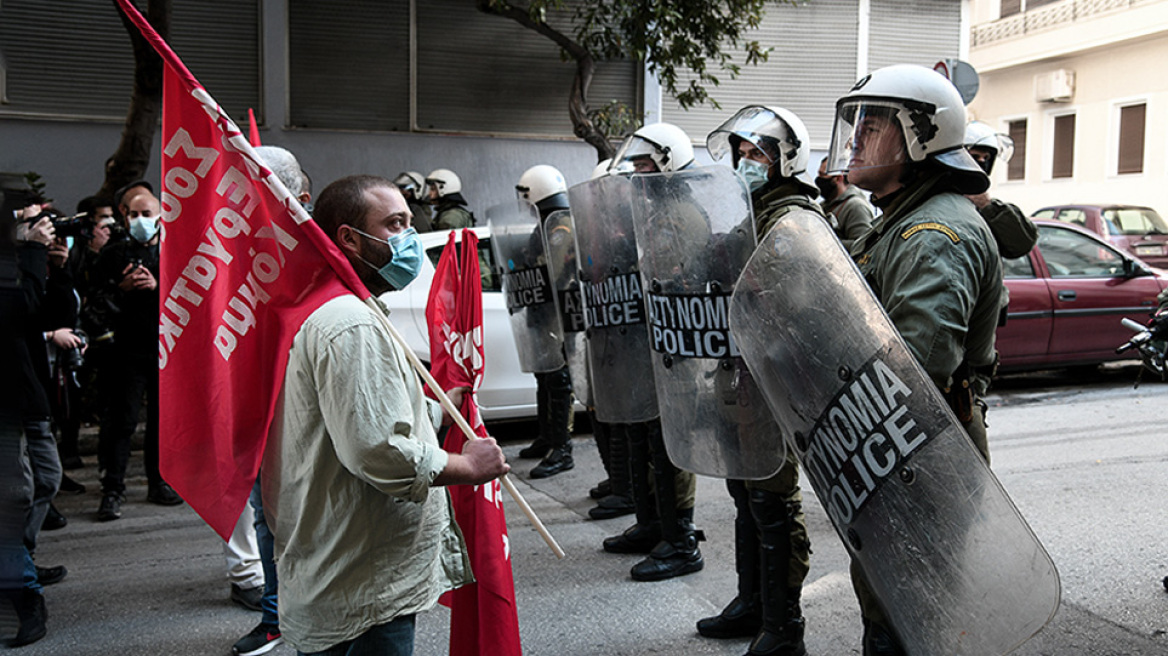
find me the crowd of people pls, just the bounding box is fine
[4,63,1037,656]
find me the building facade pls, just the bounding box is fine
[968,0,1168,215]
[1,0,964,213]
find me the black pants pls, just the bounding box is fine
[97,353,160,494]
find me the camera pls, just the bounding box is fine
[59,329,89,371]
[19,209,92,240]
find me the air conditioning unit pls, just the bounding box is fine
[1034,69,1075,103]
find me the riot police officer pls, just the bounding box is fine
[696,106,822,656]
[393,171,433,233]
[425,169,475,230]
[828,64,1003,656]
[963,121,1037,260]
[599,122,704,581]
[513,165,577,479]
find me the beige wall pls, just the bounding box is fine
[968,1,1168,215]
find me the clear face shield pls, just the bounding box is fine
[826,99,910,181]
[706,107,791,164]
[611,136,666,174]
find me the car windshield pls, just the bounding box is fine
[425,237,501,292]
[1102,207,1168,236]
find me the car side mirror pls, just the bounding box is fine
[1122,258,1152,279]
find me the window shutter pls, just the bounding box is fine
[288,0,410,131]
[1052,114,1075,179]
[660,0,861,149]
[868,0,961,71]
[1117,103,1145,175]
[1007,119,1027,181]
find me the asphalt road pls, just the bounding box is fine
[10,363,1168,655]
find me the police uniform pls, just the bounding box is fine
[698,178,820,654]
[848,170,1003,640]
[821,184,874,248]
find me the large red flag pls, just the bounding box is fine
[426,231,522,656]
[115,0,369,539]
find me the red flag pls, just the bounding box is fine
[247,108,261,146]
[427,231,522,656]
[115,0,369,539]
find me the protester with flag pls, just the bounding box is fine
[260,175,509,654]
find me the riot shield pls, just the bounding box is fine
[728,210,1059,655]
[629,167,784,479]
[567,175,658,423]
[486,200,566,374]
[543,209,592,406]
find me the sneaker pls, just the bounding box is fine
[230,583,264,612]
[35,565,67,586]
[147,482,184,506]
[232,623,283,656]
[97,493,123,521]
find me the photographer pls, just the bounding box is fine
[91,184,182,521]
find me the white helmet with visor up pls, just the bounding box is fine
[827,64,988,194]
[516,165,568,206]
[706,105,810,178]
[611,122,695,174]
[424,169,461,197]
[963,121,1015,175]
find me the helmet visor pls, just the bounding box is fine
[706,106,787,164]
[827,99,909,179]
[611,135,666,173]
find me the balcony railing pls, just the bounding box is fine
[972,0,1158,47]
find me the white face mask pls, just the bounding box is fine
[736,158,771,192]
[129,216,160,243]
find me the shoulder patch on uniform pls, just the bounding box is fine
[900,222,960,244]
[855,253,872,266]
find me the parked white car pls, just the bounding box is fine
[379,227,538,421]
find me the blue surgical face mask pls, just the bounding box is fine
[352,227,424,290]
[129,216,160,243]
[736,157,771,193]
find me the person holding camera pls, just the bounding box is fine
[91,183,182,521]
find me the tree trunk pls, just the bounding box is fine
[100,0,171,202]
[477,0,614,163]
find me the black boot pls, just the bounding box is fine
[530,445,574,478]
[745,489,805,656]
[41,503,67,531]
[630,509,704,581]
[11,588,47,647]
[698,480,761,639]
[531,368,574,478]
[602,521,661,554]
[588,479,612,500]
[518,438,549,460]
[590,420,634,518]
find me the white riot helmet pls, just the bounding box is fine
[827,64,988,194]
[516,164,569,213]
[393,171,425,196]
[425,169,461,198]
[591,158,613,180]
[611,122,695,173]
[706,105,811,178]
[964,121,1015,175]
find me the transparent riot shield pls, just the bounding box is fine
[629,167,783,479]
[567,175,658,423]
[486,200,566,374]
[543,209,591,406]
[728,210,1059,655]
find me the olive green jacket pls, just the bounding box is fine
[821,184,874,249]
[851,175,1003,392]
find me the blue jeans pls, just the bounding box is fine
[297,615,415,656]
[250,477,279,627]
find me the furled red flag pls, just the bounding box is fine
[247,108,262,146]
[426,230,522,656]
[115,0,368,539]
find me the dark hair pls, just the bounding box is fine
[77,195,114,216]
[312,174,395,240]
[113,180,154,210]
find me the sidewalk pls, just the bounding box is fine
[11,426,865,656]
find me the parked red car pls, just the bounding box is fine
[1032,204,1168,269]
[997,220,1168,372]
